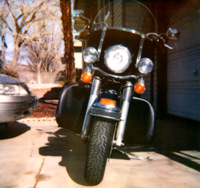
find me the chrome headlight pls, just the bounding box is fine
[104,45,132,73]
[137,58,154,75]
[82,47,98,64]
[0,84,28,96]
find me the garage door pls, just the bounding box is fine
[167,1,200,121]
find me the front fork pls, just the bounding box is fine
[81,77,101,138]
[81,77,133,147]
[115,81,133,146]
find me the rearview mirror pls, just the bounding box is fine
[166,27,179,40]
[73,9,90,24]
[73,9,91,40]
[73,9,84,19]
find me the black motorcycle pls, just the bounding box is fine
[56,0,178,185]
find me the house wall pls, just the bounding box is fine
[166,0,200,121]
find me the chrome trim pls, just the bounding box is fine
[133,97,155,140]
[115,81,133,146]
[97,27,107,59]
[33,96,38,110]
[164,43,173,50]
[136,36,145,67]
[93,26,145,37]
[92,66,139,80]
[0,95,37,123]
[82,47,98,64]
[90,106,121,121]
[84,65,93,73]
[81,77,101,138]
[90,113,120,121]
[104,45,132,73]
[137,58,154,75]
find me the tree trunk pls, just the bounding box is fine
[12,45,20,67]
[60,0,75,84]
[1,36,7,64]
[12,35,21,67]
[37,61,42,84]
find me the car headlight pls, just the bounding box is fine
[137,58,154,75]
[82,47,98,63]
[104,45,132,73]
[0,84,28,96]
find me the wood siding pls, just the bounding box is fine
[167,1,200,121]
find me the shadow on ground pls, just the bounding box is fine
[0,122,30,140]
[153,117,200,151]
[39,116,200,185]
[39,128,89,185]
[153,117,200,172]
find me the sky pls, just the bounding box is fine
[0,0,65,63]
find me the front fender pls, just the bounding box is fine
[56,83,90,133]
[90,92,121,121]
[56,84,155,144]
[124,97,155,144]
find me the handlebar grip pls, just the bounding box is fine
[164,43,173,50]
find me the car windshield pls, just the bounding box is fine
[92,0,157,34]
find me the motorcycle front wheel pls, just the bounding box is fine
[84,117,115,185]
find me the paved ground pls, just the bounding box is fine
[0,119,200,188]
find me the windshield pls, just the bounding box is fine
[92,0,157,34]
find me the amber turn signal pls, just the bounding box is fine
[81,72,92,83]
[100,98,116,107]
[134,82,146,94]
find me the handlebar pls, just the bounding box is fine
[146,32,174,50]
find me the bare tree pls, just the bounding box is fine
[60,0,75,84]
[0,1,9,63]
[24,30,62,83]
[22,1,62,84]
[1,0,51,67]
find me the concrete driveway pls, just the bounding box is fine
[0,119,199,188]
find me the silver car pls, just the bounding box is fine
[0,74,37,124]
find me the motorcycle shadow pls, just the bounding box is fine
[39,128,89,185]
[39,128,140,185]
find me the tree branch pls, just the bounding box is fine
[1,18,13,32]
[5,0,16,22]
[16,13,24,21]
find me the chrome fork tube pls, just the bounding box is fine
[81,77,101,138]
[115,81,133,146]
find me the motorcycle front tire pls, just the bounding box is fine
[84,117,115,185]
